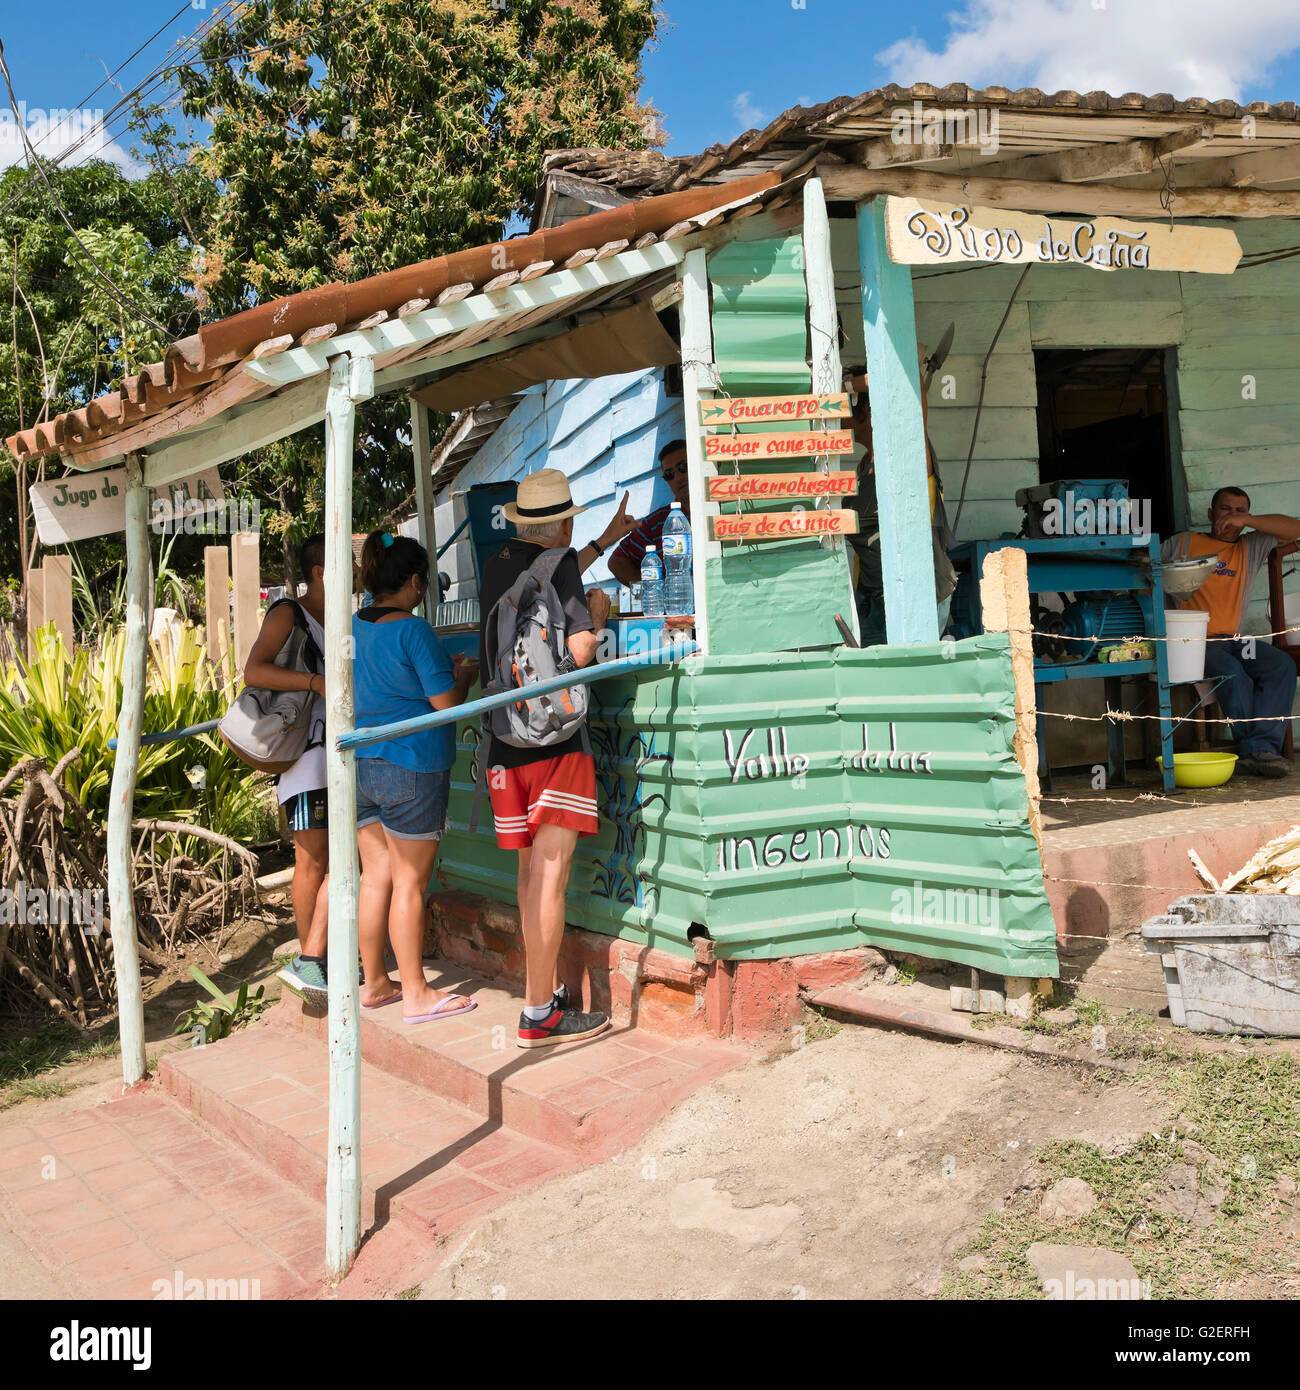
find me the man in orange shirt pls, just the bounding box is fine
[1160,486,1300,777]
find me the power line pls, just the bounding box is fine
[0,37,174,340]
[19,1,197,162]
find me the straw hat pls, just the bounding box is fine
[503,468,588,526]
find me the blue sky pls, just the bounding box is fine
[4,0,1300,173]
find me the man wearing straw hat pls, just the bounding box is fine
[478,468,637,1048]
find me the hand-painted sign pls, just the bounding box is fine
[31,467,225,545]
[884,196,1242,274]
[710,509,859,542]
[704,430,854,461]
[707,471,858,501]
[698,392,850,425]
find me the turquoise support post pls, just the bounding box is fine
[856,198,938,644]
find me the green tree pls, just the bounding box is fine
[178,0,662,578]
[0,154,207,587]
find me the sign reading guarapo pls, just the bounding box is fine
[884,196,1242,274]
[698,392,850,425]
[31,466,225,545]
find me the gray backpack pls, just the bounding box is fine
[217,600,324,774]
[469,547,591,831]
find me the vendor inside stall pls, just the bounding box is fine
[608,439,691,586]
[1161,485,1300,778]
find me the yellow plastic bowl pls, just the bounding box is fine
[1157,751,1238,788]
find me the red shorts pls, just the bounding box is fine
[488,751,599,849]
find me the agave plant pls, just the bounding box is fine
[0,622,273,854]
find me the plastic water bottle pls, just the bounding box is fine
[640,546,665,616]
[662,502,694,616]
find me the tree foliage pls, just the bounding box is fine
[177,0,662,577]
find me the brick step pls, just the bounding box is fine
[0,1086,326,1300]
[273,957,745,1158]
[160,1026,579,1243]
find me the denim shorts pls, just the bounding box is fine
[355,758,450,841]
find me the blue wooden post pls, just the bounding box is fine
[856,198,938,644]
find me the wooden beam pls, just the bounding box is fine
[323,354,366,1281]
[802,176,858,633]
[977,123,1213,184]
[857,199,938,645]
[1160,140,1300,189]
[678,248,715,655]
[848,137,955,168]
[821,161,1300,218]
[105,455,148,1088]
[410,397,438,628]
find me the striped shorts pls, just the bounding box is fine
[488,751,598,849]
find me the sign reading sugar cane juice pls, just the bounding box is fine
[884,196,1242,274]
[705,429,854,461]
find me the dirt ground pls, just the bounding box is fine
[419,1026,1168,1301]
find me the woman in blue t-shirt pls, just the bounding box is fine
[353,530,478,1023]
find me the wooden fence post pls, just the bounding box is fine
[324,353,369,1280]
[204,545,232,675]
[230,531,260,674]
[25,566,45,662]
[106,455,149,1087]
[43,554,73,653]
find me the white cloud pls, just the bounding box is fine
[876,0,1300,101]
[732,91,767,131]
[0,105,149,179]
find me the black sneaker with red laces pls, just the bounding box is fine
[517,1005,611,1049]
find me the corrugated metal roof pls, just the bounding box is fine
[8,167,802,466]
[543,81,1300,199]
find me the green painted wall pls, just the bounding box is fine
[705,231,857,654]
[439,634,1059,979]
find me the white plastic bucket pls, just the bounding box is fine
[1284,591,1300,647]
[1165,609,1210,683]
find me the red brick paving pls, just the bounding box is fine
[2,958,747,1300]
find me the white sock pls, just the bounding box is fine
[522,1001,553,1021]
[553,982,567,998]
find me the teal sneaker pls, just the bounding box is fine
[277,955,328,1008]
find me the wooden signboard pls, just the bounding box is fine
[704,429,854,462]
[708,471,858,501]
[710,509,859,542]
[31,466,225,545]
[698,392,850,425]
[884,196,1242,274]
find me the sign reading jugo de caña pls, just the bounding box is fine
[31,467,225,545]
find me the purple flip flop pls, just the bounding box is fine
[403,994,477,1025]
[362,989,403,1010]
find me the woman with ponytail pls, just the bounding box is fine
[352,529,478,1023]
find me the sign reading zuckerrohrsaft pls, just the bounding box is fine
[707,471,858,501]
[884,196,1242,274]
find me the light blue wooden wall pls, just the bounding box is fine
[435,369,686,601]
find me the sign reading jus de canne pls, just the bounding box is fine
[698,392,850,425]
[711,509,859,542]
[884,196,1242,274]
[31,466,225,545]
